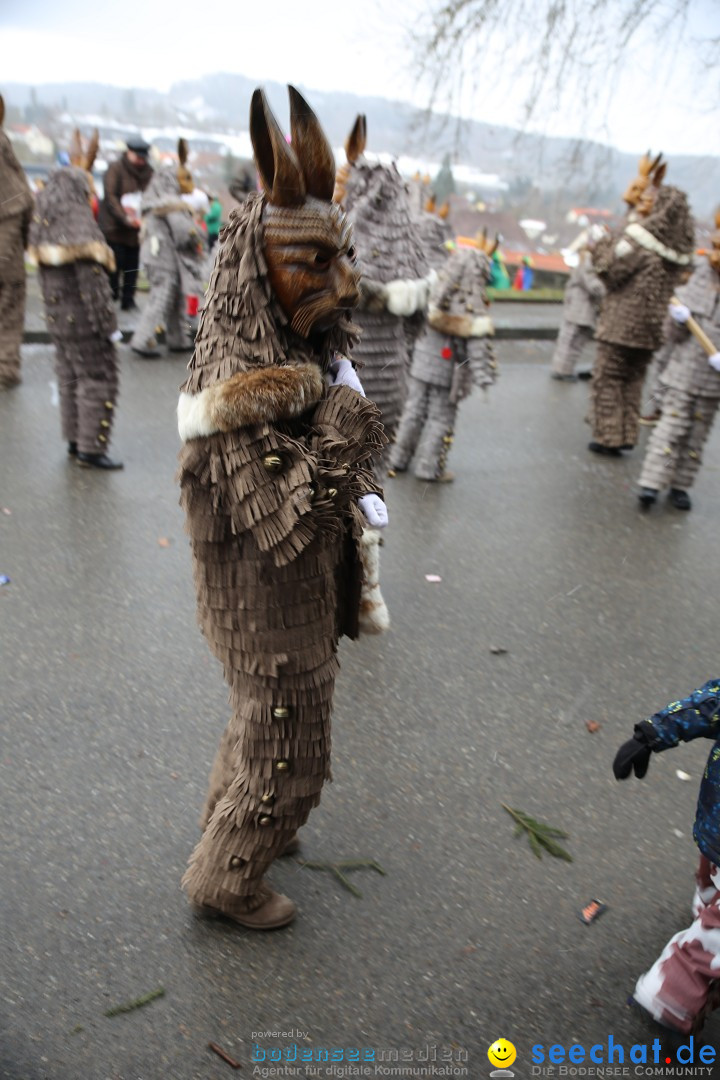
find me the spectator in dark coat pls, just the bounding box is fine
[98,138,153,310]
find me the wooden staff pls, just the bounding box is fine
[670,296,717,356]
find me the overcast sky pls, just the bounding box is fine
[2,0,719,155]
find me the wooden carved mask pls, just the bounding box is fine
[623,151,665,213]
[251,86,360,337]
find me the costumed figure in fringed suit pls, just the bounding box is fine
[178,87,389,931]
[0,94,34,390]
[389,233,498,482]
[334,115,435,463]
[29,157,122,469]
[637,219,720,512]
[550,231,606,381]
[131,140,205,358]
[614,678,720,1034]
[587,169,694,456]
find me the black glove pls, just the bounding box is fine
[613,722,656,780]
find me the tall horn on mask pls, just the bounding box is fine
[652,159,667,187]
[345,114,367,164]
[250,88,306,208]
[69,128,84,167]
[288,85,335,201]
[84,128,99,173]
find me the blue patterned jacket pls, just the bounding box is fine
[644,678,720,865]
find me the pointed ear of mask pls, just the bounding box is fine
[70,128,84,167]
[178,137,188,166]
[345,114,367,164]
[638,151,652,177]
[653,161,667,186]
[85,129,99,173]
[0,95,5,129]
[250,88,305,207]
[288,85,335,201]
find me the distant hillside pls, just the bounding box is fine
[4,74,719,216]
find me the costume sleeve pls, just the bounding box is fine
[577,261,605,301]
[74,261,118,339]
[178,382,386,568]
[641,678,720,750]
[466,336,498,390]
[592,233,649,289]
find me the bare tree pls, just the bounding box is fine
[412,0,717,133]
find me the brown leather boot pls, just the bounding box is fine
[192,888,296,930]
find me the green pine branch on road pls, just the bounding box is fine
[502,804,573,862]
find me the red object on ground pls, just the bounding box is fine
[186,295,199,317]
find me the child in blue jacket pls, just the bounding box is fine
[614,678,720,1032]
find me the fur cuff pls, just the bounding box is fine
[178,363,325,441]
[385,270,437,317]
[28,240,116,272]
[625,223,692,266]
[428,307,494,339]
[357,529,390,634]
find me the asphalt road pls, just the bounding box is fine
[2,341,720,1080]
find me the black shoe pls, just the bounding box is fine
[121,300,139,312]
[550,372,578,382]
[76,452,124,470]
[638,487,658,508]
[588,442,622,457]
[620,444,635,451]
[131,347,161,359]
[669,488,692,511]
[576,369,593,381]
[68,441,78,456]
[168,345,193,354]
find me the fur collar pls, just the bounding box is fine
[625,222,693,266]
[178,362,325,441]
[428,306,494,339]
[28,240,116,272]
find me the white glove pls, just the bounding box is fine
[669,302,691,323]
[328,356,365,396]
[358,493,388,529]
[108,329,123,343]
[708,352,720,372]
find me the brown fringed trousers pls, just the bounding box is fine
[589,341,653,449]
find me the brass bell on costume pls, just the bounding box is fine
[262,453,283,473]
[272,705,291,719]
[275,760,290,772]
[258,815,273,826]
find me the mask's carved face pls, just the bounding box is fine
[635,184,659,218]
[623,175,648,209]
[264,198,360,337]
[709,231,720,274]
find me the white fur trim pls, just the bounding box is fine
[28,240,116,272]
[385,270,437,316]
[358,529,390,634]
[614,238,634,258]
[178,390,214,441]
[625,222,692,265]
[470,315,494,337]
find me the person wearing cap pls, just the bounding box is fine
[98,138,153,310]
